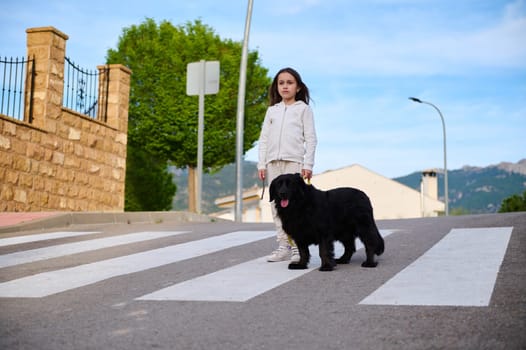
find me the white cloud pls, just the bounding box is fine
[252,0,526,77]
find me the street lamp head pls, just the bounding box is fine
[407,96,448,216]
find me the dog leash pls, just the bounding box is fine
[260,178,266,200]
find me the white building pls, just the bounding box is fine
[213,164,445,222]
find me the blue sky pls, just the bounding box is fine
[2,0,525,178]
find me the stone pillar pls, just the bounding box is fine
[25,27,68,132]
[97,64,132,133]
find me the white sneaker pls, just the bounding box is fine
[290,247,300,263]
[267,246,291,262]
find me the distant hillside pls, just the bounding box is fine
[171,159,526,215]
[394,159,526,214]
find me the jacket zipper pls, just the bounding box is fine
[277,105,287,160]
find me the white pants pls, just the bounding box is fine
[266,161,302,247]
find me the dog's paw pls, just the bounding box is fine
[361,261,378,268]
[288,262,308,270]
[319,265,334,271]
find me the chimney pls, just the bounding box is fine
[421,169,438,200]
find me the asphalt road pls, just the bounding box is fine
[0,212,525,350]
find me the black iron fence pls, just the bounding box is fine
[64,57,107,119]
[1,55,109,123]
[0,56,35,122]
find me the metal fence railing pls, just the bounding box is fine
[1,55,108,123]
[0,56,35,122]
[64,57,106,119]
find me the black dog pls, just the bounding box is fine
[270,173,385,271]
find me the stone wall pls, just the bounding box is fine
[0,27,131,212]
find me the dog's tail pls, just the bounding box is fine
[373,222,385,256]
[375,231,385,256]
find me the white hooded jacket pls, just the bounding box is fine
[257,100,317,171]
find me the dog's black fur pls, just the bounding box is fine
[270,173,385,271]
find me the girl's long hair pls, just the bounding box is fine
[269,67,310,105]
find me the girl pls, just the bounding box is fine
[257,67,318,262]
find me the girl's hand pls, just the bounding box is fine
[258,169,266,181]
[301,169,312,180]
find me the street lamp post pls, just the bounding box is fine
[409,97,449,216]
[235,0,254,222]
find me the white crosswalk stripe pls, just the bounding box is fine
[359,227,513,306]
[0,231,100,247]
[0,231,188,268]
[138,257,310,302]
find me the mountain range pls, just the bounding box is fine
[171,159,526,215]
[394,159,526,214]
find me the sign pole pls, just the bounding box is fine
[187,60,219,214]
[196,60,205,214]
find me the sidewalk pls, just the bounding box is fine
[0,211,220,234]
[0,212,61,227]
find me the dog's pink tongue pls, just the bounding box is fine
[281,199,289,208]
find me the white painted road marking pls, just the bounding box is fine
[0,231,100,247]
[0,230,275,298]
[138,257,310,302]
[137,230,395,302]
[0,231,189,268]
[359,227,513,306]
[0,227,512,306]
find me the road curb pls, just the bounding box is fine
[0,211,223,234]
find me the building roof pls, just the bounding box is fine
[311,164,444,219]
[213,164,445,220]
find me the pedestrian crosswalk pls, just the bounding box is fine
[136,231,395,302]
[0,230,274,298]
[0,226,514,306]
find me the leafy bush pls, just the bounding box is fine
[498,191,526,212]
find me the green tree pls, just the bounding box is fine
[124,142,176,211]
[107,18,271,211]
[498,190,526,212]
